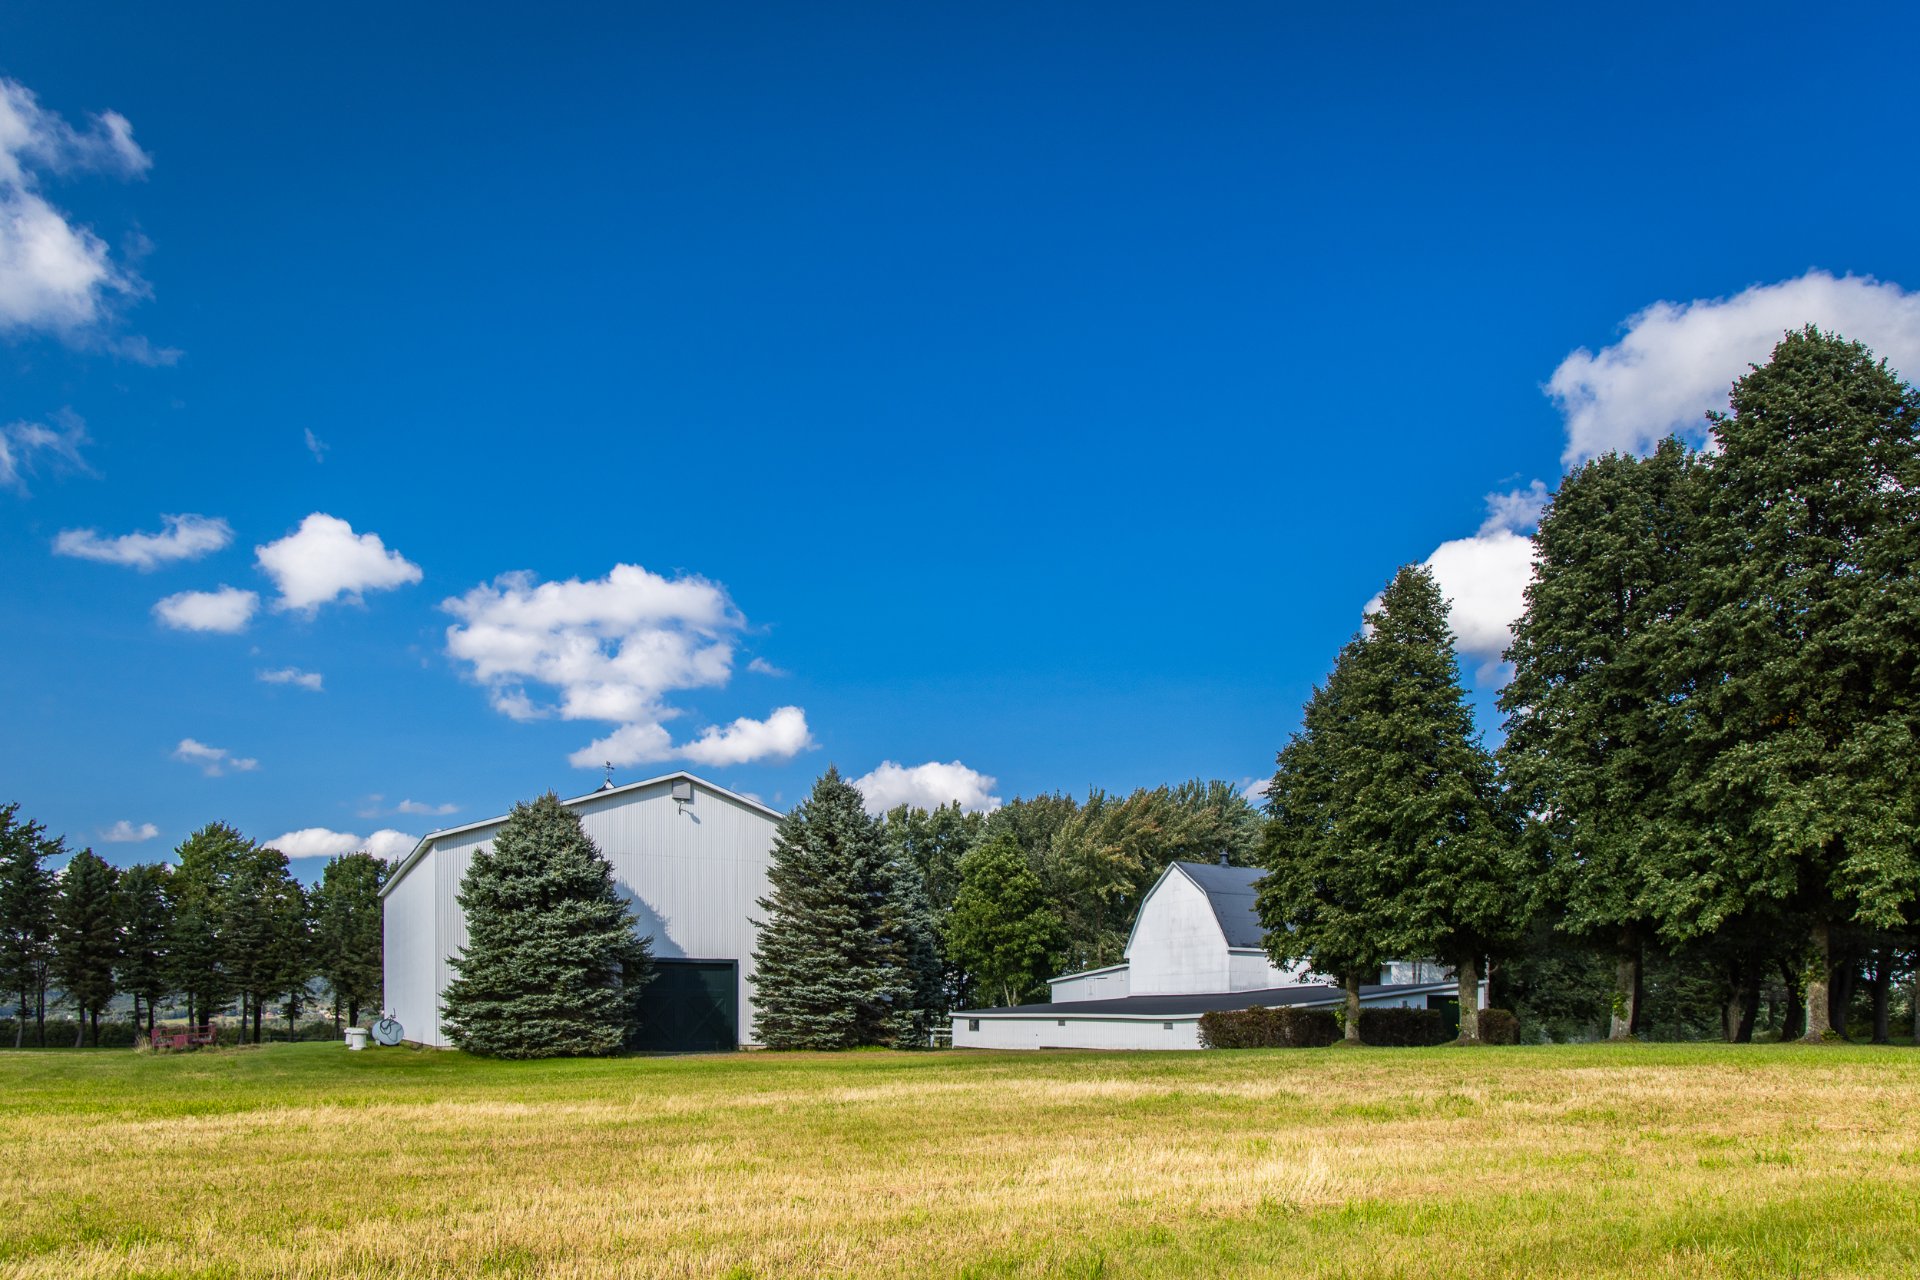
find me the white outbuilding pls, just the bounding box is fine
[951,860,1460,1050]
[381,771,782,1051]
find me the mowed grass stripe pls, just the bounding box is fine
[1,1043,1916,1278]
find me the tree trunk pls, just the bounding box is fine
[1779,962,1805,1040]
[90,1009,100,1047]
[73,1013,84,1048]
[1456,953,1481,1044]
[1870,952,1891,1045]
[1343,971,1363,1043]
[1803,920,1833,1041]
[1609,930,1639,1040]
[1830,953,1856,1038]
[35,983,46,1047]
[1735,983,1759,1043]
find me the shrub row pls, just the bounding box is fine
[1198,1004,1521,1048]
[1477,1007,1520,1045]
[1197,1006,1341,1048]
[0,1017,352,1049]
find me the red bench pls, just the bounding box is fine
[150,1026,219,1050]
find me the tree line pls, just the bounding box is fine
[0,810,387,1046]
[1257,327,1920,1045]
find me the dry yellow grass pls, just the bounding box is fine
[2,1041,1917,1278]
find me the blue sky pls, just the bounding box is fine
[6,3,1920,876]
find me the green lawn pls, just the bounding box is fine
[2,1041,1917,1278]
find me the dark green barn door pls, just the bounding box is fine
[632,959,738,1052]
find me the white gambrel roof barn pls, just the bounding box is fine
[381,772,782,1050]
[951,861,1457,1050]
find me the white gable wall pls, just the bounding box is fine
[382,776,779,1048]
[1125,870,1231,995]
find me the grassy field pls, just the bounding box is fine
[2,1042,1917,1279]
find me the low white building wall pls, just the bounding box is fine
[954,1014,1202,1051]
[1047,965,1131,1003]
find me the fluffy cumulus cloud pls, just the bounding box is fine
[0,78,156,345]
[448,563,815,770]
[257,666,322,691]
[172,737,257,777]
[1547,272,1920,462]
[0,413,90,493]
[153,585,258,633]
[679,707,814,767]
[256,513,422,612]
[269,827,417,860]
[1366,482,1545,673]
[851,760,1002,816]
[54,513,232,570]
[99,820,158,843]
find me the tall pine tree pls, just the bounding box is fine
[441,793,653,1058]
[311,852,387,1026]
[52,849,120,1046]
[1262,566,1519,1042]
[1664,329,1920,1039]
[1499,440,1701,1037]
[116,862,171,1037]
[0,806,58,1048]
[750,767,922,1049]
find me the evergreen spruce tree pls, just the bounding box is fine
[52,849,120,1046]
[311,852,387,1026]
[1499,440,1701,1038]
[1664,329,1920,1039]
[750,767,918,1049]
[945,835,1064,1009]
[116,863,171,1037]
[441,793,653,1058]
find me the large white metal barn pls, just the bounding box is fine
[951,860,1460,1050]
[381,771,782,1051]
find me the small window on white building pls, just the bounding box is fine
[968,1019,979,1032]
[1057,1019,1066,1027]
[1163,1021,1174,1030]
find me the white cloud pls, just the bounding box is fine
[303,428,327,463]
[172,737,258,777]
[448,562,804,768]
[256,513,422,612]
[747,656,788,677]
[269,827,417,860]
[679,706,815,767]
[851,760,1002,816]
[258,666,323,692]
[567,721,675,770]
[0,78,153,342]
[0,413,89,493]
[1547,272,1920,463]
[394,798,458,816]
[154,585,258,633]
[1367,484,1544,669]
[1238,776,1271,802]
[54,513,232,570]
[99,820,158,843]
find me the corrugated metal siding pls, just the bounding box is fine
[1126,874,1232,994]
[389,777,779,1048]
[381,857,440,1045]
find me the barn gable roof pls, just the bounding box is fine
[1168,861,1269,949]
[378,770,782,899]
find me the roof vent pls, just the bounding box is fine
[1219,851,1230,867]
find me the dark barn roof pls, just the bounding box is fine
[956,982,1454,1019]
[1170,861,1268,949]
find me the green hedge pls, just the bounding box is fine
[1197,1006,1341,1048]
[1199,1004,1505,1048]
[1477,1008,1520,1045]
